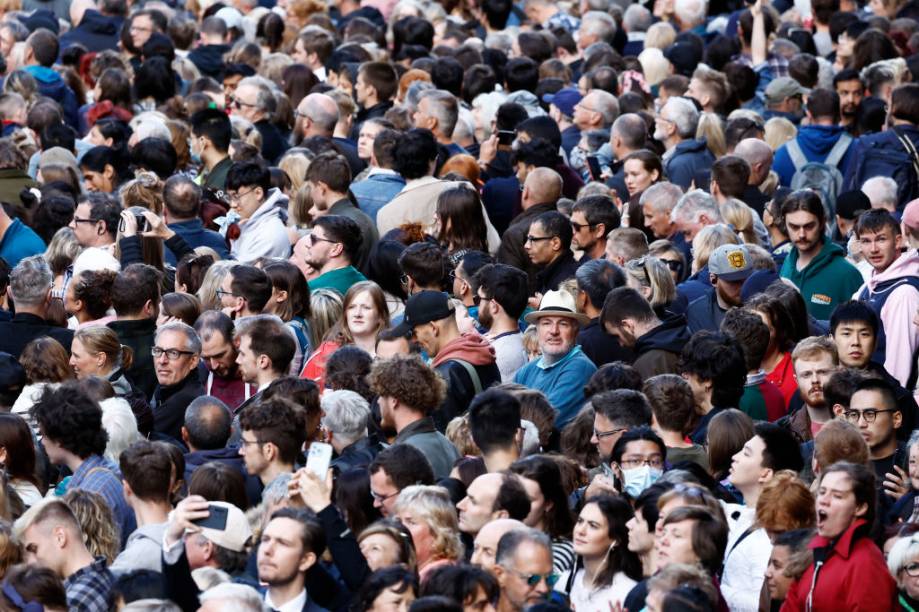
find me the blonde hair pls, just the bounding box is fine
[624,256,676,309]
[697,112,726,158]
[44,227,83,277]
[279,150,311,194]
[645,21,676,49]
[791,335,838,366]
[445,416,480,456]
[309,289,344,349]
[764,117,797,151]
[638,47,670,87]
[62,489,120,564]
[74,326,133,372]
[691,223,740,273]
[197,260,235,312]
[258,53,293,86]
[392,485,464,563]
[720,198,761,246]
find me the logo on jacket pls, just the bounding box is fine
[811,293,832,305]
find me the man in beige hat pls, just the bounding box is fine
[513,290,597,428]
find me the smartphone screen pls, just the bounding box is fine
[587,156,602,181]
[192,504,228,531]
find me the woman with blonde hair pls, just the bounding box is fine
[648,240,688,285]
[623,256,676,315]
[392,485,463,582]
[61,490,120,564]
[68,326,135,398]
[279,149,311,196]
[197,260,235,311]
[764,117,797,151]
[644,22,677,50]
[690,223,741,275]
[720,198,762,246]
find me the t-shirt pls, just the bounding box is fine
[490,331,528,382]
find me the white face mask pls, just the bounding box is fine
[621,464,663,498]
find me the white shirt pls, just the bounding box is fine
[720,501,771,612]
[556,568,636,610]
[265,588,307,612]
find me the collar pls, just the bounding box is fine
[156,369,200,399]
[537,250,576,281]
[11,312,46,324]
[536,345,583,370]
[809,518,868,560]
[168,218,203,229]
[395,417,437,442]
[403,176,440,191]
[328,198,355,214]
[265,588,307,612]
[64,556,108,586]
[367,167,399,177]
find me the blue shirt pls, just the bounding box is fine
[0,218,44,267]
[70,455,135,544]
[514,345,597,428]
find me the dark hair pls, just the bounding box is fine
[306,152,352,194]
[819,461,877,527]
[781,188,826,226]
[823,368,866,410]
[20,336,72,384]
[191,108,232,152]
[661,505,729,575]
[493,474,531,521]
[109,569,166,606]
[398,241,447,289]
[720,308,770,371]
[238,398,307,465]
[188,461,248,509]
[130,137,177,179]
[355,566,419,612]
[119,440,172,503]
[601,286,656,327]
[368,240,408,301]
[807,87,841,121]
[634,482,671,533]
[473,263,528,320]
[481,0,513,29]
[394,128,438,179]
[183,396,232,450]
[159,292,201,327]
[829,300,880,336]
[78,191,122,236]
[369,444,435,489]
[533,210,573,251]
[81,146,131,188]
[468,389,521,454]
[582,495,644,584]
[505,57,539,92]
[711,155,750,199]
[31,381,107,459]
[335,468,379,536]
[263,260,311,321]
[134,56,176,103]
[644,374,696,435]
[573,195,621,233]
[226,160,271,193]
[679,331,747,409]
[754,422,805,472]
[0,565,67,610]
[584,362,644,398]
[0,414,37,487]
[26,29,58,67]
[269,506,326,558]
[854,208,900,239]
[611,426,666,466]
[431,57,464,97]
[313,215,363,264]
[513,137,558,169]
[463,64,497,104]
[746,289,806,353]
[575,259,625,310]
[229,265,272,313]
[510,455,574,539]
[436,187,488,253]
[591,389,652,428]
[852,376,898,411]
[111,263,161,317]
[325,345,374,401]
[261,377,321,431]
[707,408,754,479]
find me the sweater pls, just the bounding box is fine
[514,345,597,427]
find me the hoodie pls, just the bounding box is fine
[664,138,715,190]
[505,90,548,118]
[854,249,919,388]
[773,125,856,187]
[24,66,79,130]
[59,10,124,55]
[780,238,864,320]
[230,188,291,263]
[188,44,231,80]
[633,314,693,380]
[431,332,501,430]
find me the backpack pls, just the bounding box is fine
[787,133,852,228]
[858,275,919,389]
[845,126,919,209]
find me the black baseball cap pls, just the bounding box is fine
[391,291,454,336]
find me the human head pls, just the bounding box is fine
[829,301,879,369]
[641,182,684,239]
[319,389,370,455]
[815,461,876,538]
[119,440,173,505]
[152,322,201,387]
[307,215,362,271]
[654,97,699,146]
[368,355,446,428]
[182,396,232,452]
[755,472,816,537]
[32,381,107,463]
[792,336,839,409]
[845,377,901,456]
[257,507,325,590]
[14,499,88,577]
[238,398,306,477]
[457,472,530,535]
[854,209,903,273]
[225,161,271,220]
[492,528,554,610]
[644,374,696,437]
[600,286,659,348]
[233,315,297,383]
[590,389,652,460]
[194,311,238,379]
[782,189,827,255]
[525,211,572,267]
[728,423,805,497]
[473,264,529,329]
[392,485,463,566]
[570,196,621,256]
[467,389,521,457]
[670,189,723,242]
[368,445,435,517]
[112,263,161,319]
[679,331,747,411]
[657,505,728,575]
[190,108,231,157]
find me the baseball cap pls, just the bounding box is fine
[903,198,919,232]
[197,502,252,552]
[764,77,810,106]
[390,291,454,336]
[542,88,582,118]
[663,43,702,78]
[836,190,871,221]
[708,244,753,282]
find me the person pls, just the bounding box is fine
[746,291,804,407]
[681,331,748,444]
[22,29,79,129]
[391,290,499,430]
[466,388,524,472]
[108,263,160,400]
[369,444,435,518]
[194,311,255,412]
[525,211,580,296]
[230,77,288,164]
[238,397,306,491]
[513,290,597,427]
[570,196,620,262]
[233,315,296,411]
[473,263,529,381]
[350,128,405,222]
[14,498,114,611]
[764,529,813,611]
[887,531,919,611]
[492,528,557,612]
[0,198,44,268]
[162,175,230,265]
[150,322,204,442]
[352,567,418,611]
[392,485,464,582]
[641,183,690,260]
[305,215,368,295]
[654,97,715,190]
[421,564,499,610]
[686,243,754,333]
[320,389,379,473]
[779,189,863,320]
[784,335,839,442]
[414,89,466,155]
[844,378,906,501]
[218,264,271,320]
[367,355,459,479]
[224,161,289,263]
[357,519,418,573]
[782,462,896,610]
[0,255,73,359]
[574,259,632,368]
[456,472,530,537]
[644,374,708,469]
[190,108,233,192]
[721,308,787,423]
[180,396,247,484]
[588,389,653,468]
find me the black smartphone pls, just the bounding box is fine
[192,504,228,531]
[497,129,516,146]
[587,156,603,181]
[118,213,149,233]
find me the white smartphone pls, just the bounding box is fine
[306,442,333,477]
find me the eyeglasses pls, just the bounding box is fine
[661,258,684,273]
[593,427,626,440]
[370,489,399,503]
[571,220,598,232]
[231,98,258,109]
[151,347,196,361]
[71,216,97,224]
[308,233,339,246]
[904,562,919,577]
[215,289,237,300]
[227,187,257,203]
[843,408,897,424]
[240,438,266,448]
[502,567,560,588]
[620,456,664,469]
[525,235,554,244]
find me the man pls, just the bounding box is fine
[670,189,724,244]
[368,355,459,479]
[544,87,582,157]
[181,396,248,483]
[0,255,72,359]
[686,244,754,333]
[574,259,631,367]
[641,182,691,263]
[862,177,899,213]
[238,397,306,490]
[320,390,379,474]
[22,29,78,129]
[645,375,708,469]
[844,378,906,501]
[709,156,752,206]
[108,263,160,399]
[852,209,919,387]
[294,93,363,176]
[195,311,255,411]
[111,440,173,573]
[234,315,296,408]
[474,264,530,382]
[733,138,775,218]
[514,290,597,427]
[292,27,334,82]
[569,90,619,178]
[526,211,580,297]
[485,137,560,237]
[198,583,266,611]
[399,242,448,296]
[190,108,233,193]
[721,309,787,423]
[0,197,43,268]
[15,499,114,611]
[354,62,396,132]
[32,382,134,540]
[835,190,871,245]
[151,322,204,442]
[162,175,229,265]
[256,508,329,611]
[604,113,649,199]
[590,389,653,464]
[834,69,864,130]
[654,97,714,190]
[368,444,435,517]
[783,336,839,442]
[762,77,807,124]
[350,128,405,222]
[391,291,499,430]
[304,215,367,295]
[230,76,287,163]
[601,286,692,378]
[69,192,119,250]
[773,89,856,188]
[59,0,126,54]
[225,161,289,263]
[493,529,556,612]
[458,473,531,537]
[779,189,863,320]
[305,152,378,271]
[687,65,731,114]
[604,228,649,267]
[471,518,527,572]
[453,251,493,322]
[414,89,466,156]
[468,388,524,472]
[570,196,620,262]
[187,16,231,79]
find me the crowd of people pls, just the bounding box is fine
[0,0,914,609]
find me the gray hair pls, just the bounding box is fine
[888,530,919,587]
[303,93,339,135]
[674,0,707,27]
[495,527,552,567]
[405,81,435,113]
[581,11,617,43]
[198,583,268,612]
[320,390,370,447]
[238,76,276,114]
[100,397,141,464]
[640,182,684,213]
[663,97,700,139]
[612,113,648,150]
[671,189,723,225]
[586,90,619,128]
[861,176,898,210]
[420,89,459,137]
[9,255,51,307]
[155,321,202,354]
[623,4,652,32]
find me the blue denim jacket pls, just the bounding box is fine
[350,171,406,223]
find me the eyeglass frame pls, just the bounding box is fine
[904,562,919,577]
[71,216,99,225]
[231,97,258,110]
[619,455,665,469]
[842,407,898,424]
[593,427,626,440]
[226,187,259,203]
[370,489,399,503]
[308,233,339,247]
[525,234,555,244]
[501,566,560,588]
[151,347,197,361]
[215,289,238,300]
[570,220,599,232]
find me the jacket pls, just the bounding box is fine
[187,44,231,80]
[781,520,896,612]
[505,90,547,117]
[350,170,405,223]
[577,318,633,368]
[327,198,378,273]
[231,188,290,263]
[676,266,713,305]
[59,10,124,54]
[253,119,289,164]
[780,238,864,320]
[183,446,248,483]
[0,217,44,267]
[535,251,580,295]
[431,333,500,430]
[152,369,205,442]
[632,315,693,379]
[24,66,79,130]
[664,138,715,190]
[854,249,919,388]
[165,218,229,265]
[773,124,857,187]
[685,291,726,334]
[514,345,597,427]
[497,202,557,294]
[843,124,919,208]
[482,175,523,236]
[394,417,461,479]
[0,312,73,359]
[0,169,38,211]
[108,318,157,399]
[330,437,381,475]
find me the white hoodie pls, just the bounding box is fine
[231,188,290,263]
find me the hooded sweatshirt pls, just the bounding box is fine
[780,237,864,320]
[188,44,231,80]
[633,314,693,379]
[773,124,857,187]
[59,10,123,54]
[854,249,919,388]
[231,188,290,263]
[24,66,79,130]
[664,138,715,191]
[505,90,548,118]
[431,332,500,430]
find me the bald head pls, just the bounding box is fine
[471,518,526,571]
[733,138,773,186]
[523,167,563,209]
[300,93,339,137]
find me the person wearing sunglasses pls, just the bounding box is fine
[229,76,288,164]
[493,528,557,612]
[304,215,367,296]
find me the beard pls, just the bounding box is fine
[478,305,493,330]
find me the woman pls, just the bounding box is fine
[783,462,896,610]
[392,485,463,583]
[301,281,389,388]
[79,145,130,193]
[887,531,919,611]
[358,519,417,573]
[0,414,42,508]
[890,430,919,523]
[649,239,688,285]
[156,292,202,327]
[558,495,643,609]
[69,326,135,397]
[621,149,662,237]
[624,256,676,317]
[746,292,805,407]
[510,455,576,573]
[80,67,133,134]
[435,186,488,256]
[353,566,418,612]
[367,241,408,319]
[62,489,120,564]
[706,408,754,484]
[12,338,72,429]
[263,260,312,375]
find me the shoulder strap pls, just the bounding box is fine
[894,127,919,177]
[824,133,853,167]
[452,359,483,395]
[787,139,808,172]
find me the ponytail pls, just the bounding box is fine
[120,345,134,371]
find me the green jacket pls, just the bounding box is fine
[780,237,863,320]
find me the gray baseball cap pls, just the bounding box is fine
[764,77,809,106]
[708,244,753,282]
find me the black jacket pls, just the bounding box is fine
[535,251,580,295]
[108,317,158,400]
[577,318,633,367]
[59,10,123,54]
[496,202,557,294]
[350,100,393,140]
[632,314,693,379]
[152,369,205,442]
[187,44,231,80]
[330,437,381,475]
[432,359,501,431]
[254,119,289,164]
[0,312,73,359]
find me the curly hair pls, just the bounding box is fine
[19,338,71,384]
[238,398,306,465]
[392,485,463,563]
[31,381,107,459]
[324,345,374,403]
[72,269,117,320]
[0,522,21,577]
[367,355,446,414]
[62,489,120,564]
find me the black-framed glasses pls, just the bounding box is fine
[231,98,258,109]
[525,235,554,244]
[661,258,684,273]
[71,216,97,224]
[571,220,598,232]
[370,489,399,503]
[308,233,338,246]
[227,187,257,203]
[593,427,626,440]
[843,408,897,424]
[151,347,196,361]
[239,437,266,448]
[620,455,665,469]
[503,567,560,588]
[215,289,237,300]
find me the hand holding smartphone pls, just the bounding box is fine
[306,442,333,478]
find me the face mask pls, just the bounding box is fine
[621,464,662,498]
